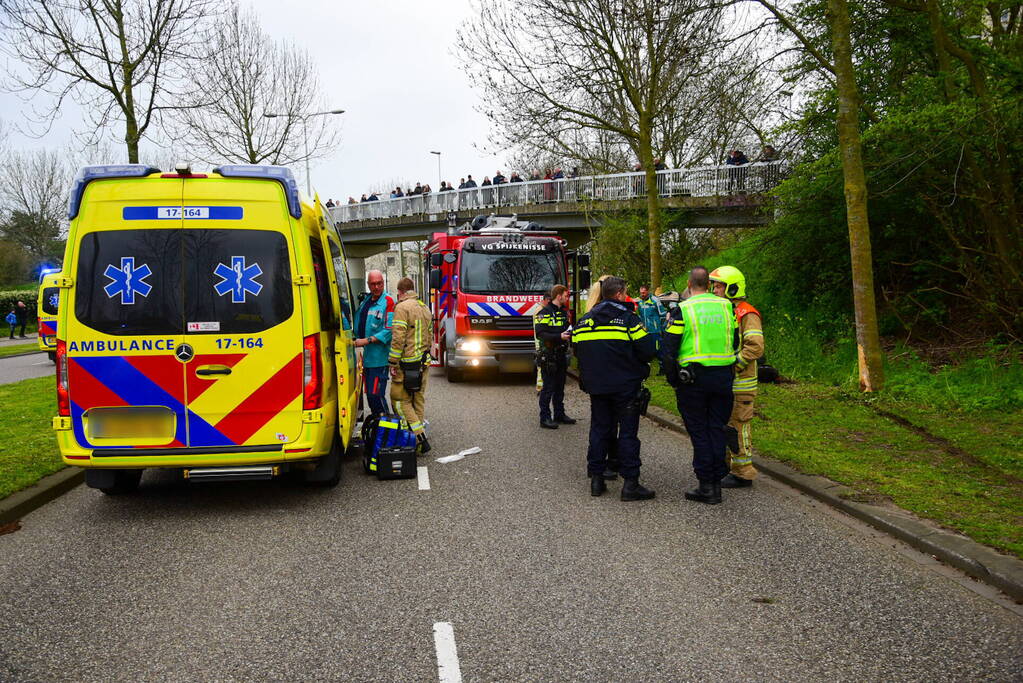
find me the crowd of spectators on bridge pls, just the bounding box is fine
[326,145,782,211]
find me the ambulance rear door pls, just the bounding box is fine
[177,177,305,449]
[64,177,189,450]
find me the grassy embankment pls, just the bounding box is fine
[0,376,62,499]
[0,342,42,358]
[646,311,1023,559]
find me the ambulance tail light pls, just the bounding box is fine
[56,339,70,417]
[303,334,322,410]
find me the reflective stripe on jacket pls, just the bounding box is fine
[661,293,737,368]
[389,291,433,365]
[733,301,764,392]
[533,301,570,351]
[572,299,656,394]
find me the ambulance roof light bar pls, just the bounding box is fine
[67,164,161,220]
[214,164,302,219]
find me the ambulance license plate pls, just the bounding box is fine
[87,407,175,440]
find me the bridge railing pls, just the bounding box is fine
[330,161,787,225]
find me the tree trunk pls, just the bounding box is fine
[828,0,884,391]
[123,89,138,162]
[637,124,662,290]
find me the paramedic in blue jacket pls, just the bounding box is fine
[637,285,665,344]
[354,270,395,416]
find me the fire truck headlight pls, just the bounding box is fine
[457,338,482,353]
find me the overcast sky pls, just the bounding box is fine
[0,0,503,202]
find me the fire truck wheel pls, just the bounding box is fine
[445,363,465,383]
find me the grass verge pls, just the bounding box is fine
[0,342,42,358]
[646,373,1023,558]
[0,376,63,500]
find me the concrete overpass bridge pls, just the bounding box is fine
[329,162,784,290]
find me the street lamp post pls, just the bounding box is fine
[430,150,441,188]
[263,108,345,196]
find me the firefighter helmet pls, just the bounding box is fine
[709,265,746,299]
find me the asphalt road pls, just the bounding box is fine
[1,369,1021,681]
[0,349,53,385]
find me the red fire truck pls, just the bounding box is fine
[426,215,590,382]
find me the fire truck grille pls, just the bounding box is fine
[493,316,534,330]
[488,340,536,352]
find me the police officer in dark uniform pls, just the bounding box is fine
[534,284,576,429]
[572,277,658,501]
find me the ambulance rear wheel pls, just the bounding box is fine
[302,434,343,487]
[87,468,142,495]
[47,351,55,363]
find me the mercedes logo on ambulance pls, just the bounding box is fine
[175,343,195,363]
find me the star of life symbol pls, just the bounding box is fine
[103,257,152,304]
[214,256,263,304]
[48,293,59,309]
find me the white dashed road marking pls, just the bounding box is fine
[433,621,462,683]
[418,466,431,491]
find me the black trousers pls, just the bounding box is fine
[675,365,734,483]
[538,354,567,421]
[587,388,641,479]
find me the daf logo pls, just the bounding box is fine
[175,343,195,363]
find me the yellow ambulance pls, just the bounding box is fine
[37,270,61,361]
[53,164,360,494]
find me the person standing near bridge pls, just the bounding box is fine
[573,277,657,501]
[709,266,764,488]
[354,270,395,418]
[661,266,738,505]
[389,277,434,455]
[534,284,575,430]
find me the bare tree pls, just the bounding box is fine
[175,3,340,167]
[458,0,727,289]
[0,0,217,163]
[0,147,76,261]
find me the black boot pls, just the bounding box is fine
[621,477,655,501]
[555,415,577,425]
[720,474,752,489]
[602,457,619,480]
[590,475,607,497]
[416,433,431,455]
[684,481,722,504]
[540,418,559,429]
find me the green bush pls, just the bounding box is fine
[0,289,40,324]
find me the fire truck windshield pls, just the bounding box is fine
[460,250,564,294]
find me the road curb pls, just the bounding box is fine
[0,467,83,525]
[642,402,1023,602]
[1,350,45,360]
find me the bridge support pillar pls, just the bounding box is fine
[348,256,366,295]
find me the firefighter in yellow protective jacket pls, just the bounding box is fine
[709,266,764,487]
[388,277,434,454]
